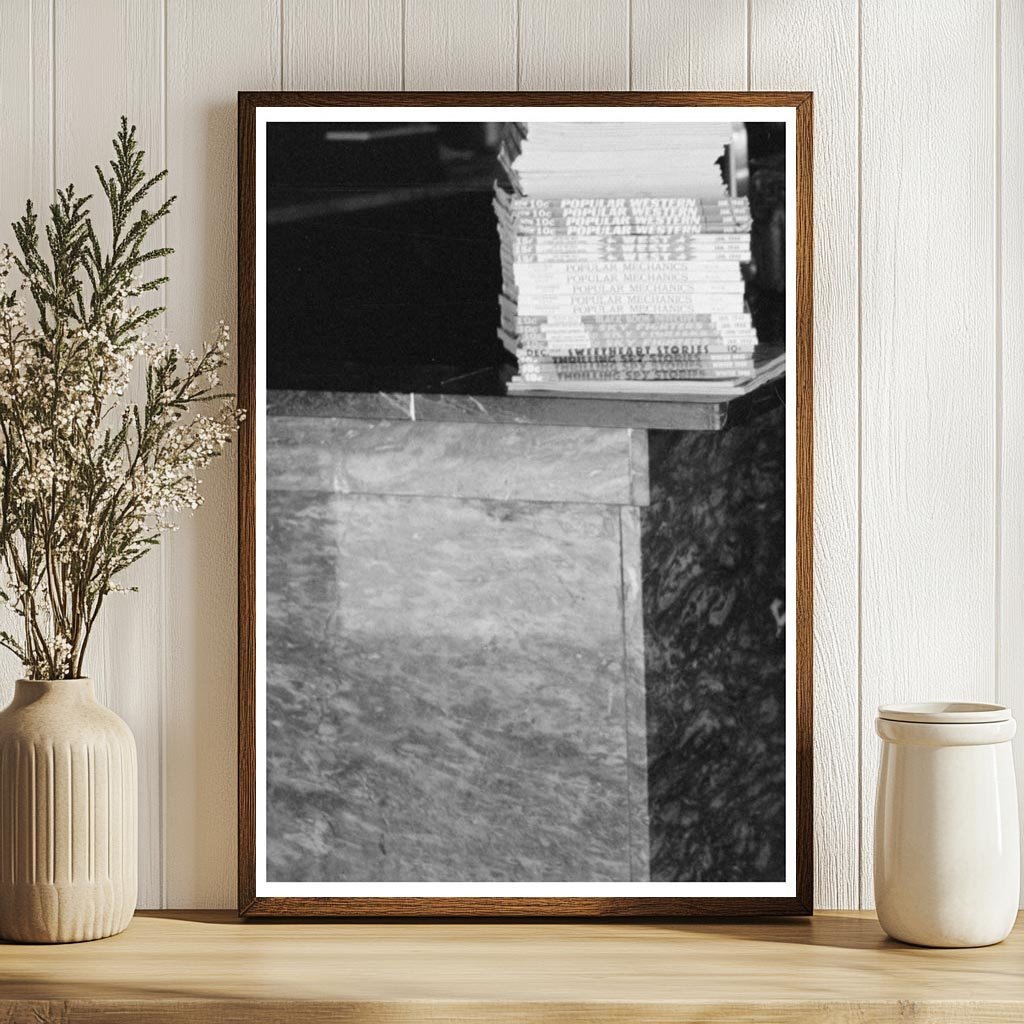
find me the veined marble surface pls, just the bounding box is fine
[268,416,650,506]
[265,388,748,431]
[641,404,787,882]
[618,505,650,881]
[267,390,412,421]
[412,392,728,431]
[264,395,788,885]
[265,490,645,882]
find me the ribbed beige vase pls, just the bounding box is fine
[0,678,137,943]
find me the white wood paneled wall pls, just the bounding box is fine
[0,0,1018,910]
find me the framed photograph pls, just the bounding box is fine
[238,91,812,917]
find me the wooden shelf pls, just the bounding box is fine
[2,910,1023,1022]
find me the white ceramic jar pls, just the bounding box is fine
[874,702,1019,948]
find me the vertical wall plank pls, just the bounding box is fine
[404,0,516,89]
[164,0,280,909]
[0,0,53,699]
[0,0,30,707]
[860,0,997,908]
[750,0,860,911]
[0,0,51,226]
[53,0,166,910]
[630,0,746,90]
[1000,0,1024,905]
[284,0,402,90]
[519,0,629,89]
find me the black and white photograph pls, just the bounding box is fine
[241,97,810,914]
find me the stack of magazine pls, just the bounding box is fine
[494,121,783,397]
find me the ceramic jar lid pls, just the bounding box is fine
[877,702,1011,724]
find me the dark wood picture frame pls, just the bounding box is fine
[238,90,813,918]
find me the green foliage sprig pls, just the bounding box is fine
[0,118,241,679]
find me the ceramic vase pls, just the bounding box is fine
[0,678,137,943]
[874,701,1019,948]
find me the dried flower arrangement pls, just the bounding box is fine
[0,118,241,679]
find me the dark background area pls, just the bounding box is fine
[266,121,786,395]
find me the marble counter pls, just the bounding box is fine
[267,382,784,432]
[265,387,787,883]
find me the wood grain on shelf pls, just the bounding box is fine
[1,911,1023,1023]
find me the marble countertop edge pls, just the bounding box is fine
[262,389,772,432]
